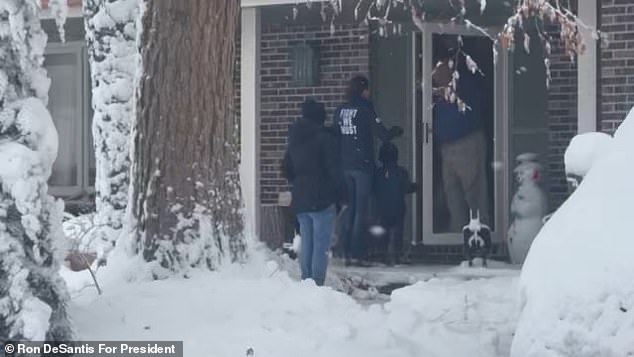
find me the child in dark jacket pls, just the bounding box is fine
[374,142,417,265]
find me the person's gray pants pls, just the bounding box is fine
[440,130,490,232]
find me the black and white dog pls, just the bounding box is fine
[462,210,492,267]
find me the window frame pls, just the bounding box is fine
[45,41,94,199]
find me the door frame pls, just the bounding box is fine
[416,22,509,245]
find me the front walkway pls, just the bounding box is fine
[327,259,520,303]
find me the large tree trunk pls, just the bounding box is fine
[0,0,72,342]
[132,0,245,272]
[83,0,138,249]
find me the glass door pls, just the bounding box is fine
[419,23,508,245]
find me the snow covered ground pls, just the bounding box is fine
[63,251,519,357]
[60,109,634,357]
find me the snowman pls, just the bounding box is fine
[507,153,548,265]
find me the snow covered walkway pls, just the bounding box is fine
[65,253,519,357]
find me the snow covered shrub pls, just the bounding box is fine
[511,108,634,356]
[564,132,613,185]
[0,0,72,342]
[83,0,139,247]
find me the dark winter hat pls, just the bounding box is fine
[301,98,326,125]
[346,75,370,99]
[379,142,398,164]
[433,35,458,62]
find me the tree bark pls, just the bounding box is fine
[83,0,138,247]
[132,0,245,272]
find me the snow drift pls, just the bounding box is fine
[67,251,518,357]
[511,108,634,356]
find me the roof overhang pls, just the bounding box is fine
[241,0,305,8]
[40,0,83,19]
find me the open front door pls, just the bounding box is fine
[418,24,508,245]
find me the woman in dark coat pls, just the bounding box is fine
[282,99,346,286]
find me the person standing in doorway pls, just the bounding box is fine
[335,75,403,266]
[432,40,491,232]
[282,99,347,286]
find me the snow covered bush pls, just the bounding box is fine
[0,0,72,342]
[511,108,634,356]
[83,0,139,247]
[564,131,613,180]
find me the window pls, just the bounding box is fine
[44,41,95,199]
[291,42,320,87]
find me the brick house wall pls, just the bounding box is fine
[547,37,578,209]
[259,23,370,204]
[257,23,370,246]
[599,0,634,133]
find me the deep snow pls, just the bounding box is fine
[63,250,519,357]
[512,108,634,356]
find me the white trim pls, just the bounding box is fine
[240,7,262,241]
[424,22,501,38]
[577,0,598,133]
[410,33,419,244]
[421,28,435,243]
[45,40,85,53]
[496,46,510,246]
[40,6,83,19]
[241,0,297,8]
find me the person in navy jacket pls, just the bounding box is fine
[334,75,403,266]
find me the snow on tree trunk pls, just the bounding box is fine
[0,0,72,342]
[131,0,246,273]
[83,0,138,248]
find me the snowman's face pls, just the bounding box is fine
[515,162,541,184]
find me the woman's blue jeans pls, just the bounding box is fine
[296,205,335,286]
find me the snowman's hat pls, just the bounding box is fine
[516,152,539,163]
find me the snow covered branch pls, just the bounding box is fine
[498,0,593,87]
[83,0,139,250]
[0,0,72,342]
